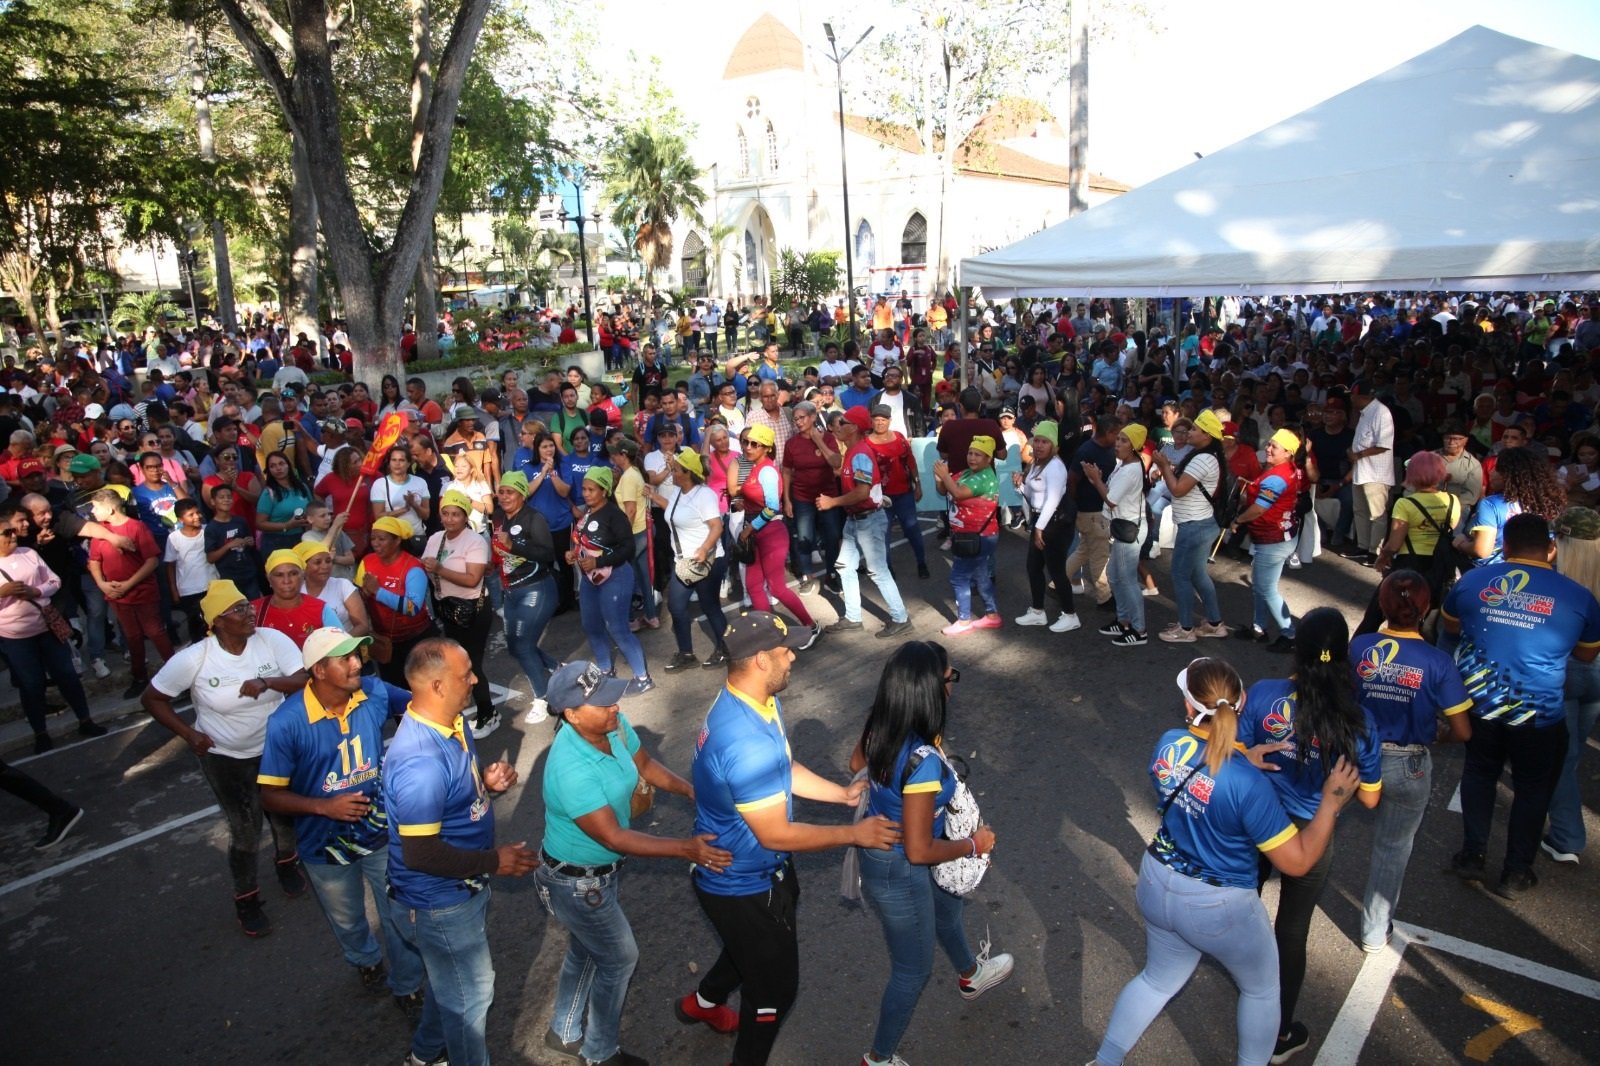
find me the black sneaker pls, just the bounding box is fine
[1265,636,1295,654]
[798,624,821,651]
[796,576,818,595]
[663,652,699,673]
[394,989,425,1022]
[1097,621,1125,636]
[701,646,729,669]
[358,962,387,992]
[32,731,52,755]
[121,679,147,700]
[1095,598,1116,612]
[543,1027,582,1064]
[1233,625,1265,641]
[623,676,655,696]
[917,564,931,579]
[1492,867,1538,900]
[404,1051,448,1066]
[470,711,501,740]
[276,855,308,898]
[1271,1021,1310,1064]
[77,720,108,739]
[235,891,272,937]
[34,806,83,850]
[825,618,864,634]
[876,619,914,639]
[1111,628,1148,647]
[1450,849,1487,882]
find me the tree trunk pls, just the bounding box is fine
[186,16,237,333]
[0,253,45,349]
[43,279,63,349]
[288,131,322,357]
[1068,0,1090,217]
[409,0,439,363]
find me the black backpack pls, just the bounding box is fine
[1174,447,1233,528]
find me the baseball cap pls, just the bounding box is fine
[15,457,45,478]
[1194,410,1225,441]
[84,403,105,419]
[746,424,776,448]
[68,454,101,474]
[870,404,893,419]
[673,447,705,480]
[302,626,373,670]
[722,610,811,660]
[841,407,872,432]
[547,660,630,713]
[344,417,365,431]
[1221,421,1241,439]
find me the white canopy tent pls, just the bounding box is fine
[957,26,1600,298]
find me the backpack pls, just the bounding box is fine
[1174,448,1233,528]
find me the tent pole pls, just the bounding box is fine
[958,287,969,392]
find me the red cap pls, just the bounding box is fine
[344,417,365,431]
[16,457,46,477]
[842,407,872,431]
[1221,421,1241,438]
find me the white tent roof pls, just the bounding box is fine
[958,26,1600,298]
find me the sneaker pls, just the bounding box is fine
[394,989,425,1022]
[1049,612,1081,633]
[91,658,110,679]
[1095,598,1116,612]
[1196,621,1231,639]
[623,676,656,696]
[972,613,1002,630]
[583,1051,647,1066]
[1070,581,1087,594]
[917,564,931,579]
[675,992,739,1033]
[358,962,387,991]
[663,652,699,673]
[862,1055,911,1066]
[1159,627,1197,643]
[471,711,501,740]
[1450,849,1487,882]
[796,576,818,595]
[877,619,914,639]
[1111,628,1148,647]
[1142,585,1159,597]
[942,618,976,636]
[1233,625,1265,642]
[701,646,729,669]
[34,806,84,850]
[1014,608,1048,627]
[121,679,147,700]
[32,731,52,755]
[1270,1022,1310,1064]
[1541,837,1579,864]
[235,891,272,937]
[524,698,550,725]
[825,618,864,634]
[1361,922,1394,954]
[1097,621,1125,636]
[958,938,1014,1001]
[798,624,821,651]
[78,719,108,738]
[1265,636,1295,654]
[543,1027,583,1063]
[404,1051,448,1066]
[276,855,308,897]
[642,617,661,630]
[1492,868,1538,900]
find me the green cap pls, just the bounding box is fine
[584,467,615,495]
[498,471,530,496]
[1032,420,1059,447]
[68,454,102,475]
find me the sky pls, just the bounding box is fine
[591,0,1600,188]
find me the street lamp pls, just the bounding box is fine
[823,22,872,346]
[558,192,603,349]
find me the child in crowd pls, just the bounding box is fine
[164,499,217,644]
[299,501,355,580]
[204,484,262,600]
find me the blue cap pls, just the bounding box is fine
[547,661,631,714]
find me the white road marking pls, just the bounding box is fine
[1448,782,1462,812]
[1399,922,1600,1000]
[0,805,220,899]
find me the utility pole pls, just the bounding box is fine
[823,23,873,346]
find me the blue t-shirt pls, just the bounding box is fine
[541,714,641,866]
[514,448,574,533]
[864,737,954,856]
[839,385,876,411]
[1242,678,1384,819]
[691,686,794,896]
[132,482,180,546]
[1147,728,1296,890]
[562,453,596,499]
[257,678,410,864]
[1443,560,1600,727]
[1350,630,1473,746]
[1466,495,1519,566]
[384,710,497,908]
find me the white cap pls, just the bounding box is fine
[302,627,372,670]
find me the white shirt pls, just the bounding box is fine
[643,450,670,507]
[1103,460,1147,523]
[877,389,909,437]
[660,483,724,560]
[150,630,303,759]
[303,576,358,627]
[1352,400,1396,486]
[701,306,721,329]
[870,344,902,377]
[371,474,430,537]
[817,359,855,383]
[272,365,309,391]
[1169,452,1221,524]
[163,528,218,596]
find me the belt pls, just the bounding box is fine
[540,850,623,878]
[1381,742,1428,753]
[1145,840,1225,889]
[846,510,878,520]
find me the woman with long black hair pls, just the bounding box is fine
[376,374,404,420]
[1455,445,1567,567]
[1241,606,1384,1062]
[849,641,1012,1066]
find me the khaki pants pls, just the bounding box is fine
[1353,482,1392,552]
[1065,512,1112,604]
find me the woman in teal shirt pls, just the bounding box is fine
[256,451,313,556]
[536,661,731,1066]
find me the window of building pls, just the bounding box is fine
[736,127,750,178]
[744,230,758,285]
[855,219,876,270]
[900,212,927,265]
[765,121,779,173]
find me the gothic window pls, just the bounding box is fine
[766,121,779,173]
[744,230,758,285]
[855,219,875,270]
[900,212,927,265]
[736,127,750,179]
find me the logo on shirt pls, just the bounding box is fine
[1479,569,1555,616]
[1263,697,1296,741]
[1152,734,1200,786]
[1356,639,1424,689]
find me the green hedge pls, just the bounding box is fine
[407,343,594,376]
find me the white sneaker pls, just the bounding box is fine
[71,652,83,672]
[524,698,549,724]
[1049,612,1081,633]
[1014,608,1048,626]
[1070,581,1087,595]
[470,711,501,739]
[958,937,1014,1000]
[1141,586,1159,597]
[861,1054,911,1066]
[1288,554,1302,569]
[91,658,110,680]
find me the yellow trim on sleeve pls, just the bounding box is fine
[396,822,443,836]
[1578,639,1600,650]
[734,791,787,813]
[902,781,943,794]
[1359,781,1384,793]
[256,775,290,787]
[1257,824,1299,852]
[1442,699,1473,717]
[1439,607,1458,623]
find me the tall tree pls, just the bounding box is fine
[410,0,440,363]
[602,123,705,307]
[182,9,239,331]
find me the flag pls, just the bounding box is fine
[360,412,412,478]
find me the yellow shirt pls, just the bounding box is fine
[614,466,648,534]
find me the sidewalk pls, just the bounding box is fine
[0,662,181,758]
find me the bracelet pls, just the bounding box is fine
[968,837,978,858]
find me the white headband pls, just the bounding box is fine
[1177,663,1238,723]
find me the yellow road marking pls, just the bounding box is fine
[1462,994,1542,1061]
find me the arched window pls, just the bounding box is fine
[854,220,876,270]
[736,127,750,179]
[900,212,927,265]
[744,230,758,285]
[765,121,779,173]
[681,232,707,293]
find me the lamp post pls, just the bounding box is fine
[558,183,602,349]
[823,22,873,347]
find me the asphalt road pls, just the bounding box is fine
[4,526,1597,1066]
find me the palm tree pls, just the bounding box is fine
[112,290,181,334]
[607,222,639,284]
[705,222,738,298]
[603,122,706,305]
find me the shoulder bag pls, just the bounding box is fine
[0,564,75,644]
[669,491,713,586]
[951,480,998,558]
[429,535,486,629]
[900,746,989,896]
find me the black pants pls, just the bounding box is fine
[1026,515,1076,613]
[1258,814,1335,1036]
[0,757,74,819]
[1460,717,1569,875]
[200,752,297,897]
[438,600,495,721]
[695,864,801,1066]
[377,625,440,689]
[551,526,576,612]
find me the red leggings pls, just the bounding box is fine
[111,598,176,680]
[746,521,813,626]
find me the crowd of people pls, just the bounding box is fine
[2,288,1599,1066]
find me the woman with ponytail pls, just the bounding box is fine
[1350,571,1472,954]
[1093,657,1359,1066]
[1242,607,1384,1062]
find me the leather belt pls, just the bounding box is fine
[540,850,622,878]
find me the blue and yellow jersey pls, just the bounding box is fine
[383,708,496,908]
[1242,678,1384,819]
[257,677,410,865]
[1444,560,1600,728]
[1350,629,1472,746]
[691,685,794,896]
[865,737,955,856]
[1148,728,1297,890]
[541,713,641,867]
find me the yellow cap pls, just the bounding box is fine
[1270,427,1303,454]
[673,447,706,479]
[371,515,412,540]
[199,580,247,625]
[1122,423,1149,452]
[265,548,304,574]
[1194,410,1225,441]
[295,539,332,566]
[968,435,996,458]
[746,424,776,449]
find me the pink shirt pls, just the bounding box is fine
[0,547,61,639]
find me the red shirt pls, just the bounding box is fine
[782,433,840,504]
[1227,446,1262,483]
[866,433,915,496]
[251,595,329,648]
[361,551,432,641]
[88,517,159,604]
[316,471,372,534]
[204,471,261,530]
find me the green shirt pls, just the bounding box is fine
[541,713,641,865]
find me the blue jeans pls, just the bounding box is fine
[883,492,928,568]
[1096,853,1279,1065]
[303,850,425,995]
[836,510,907,624]
[503,576,560,698]
[0,630,92,735]
[859,847,976,1059]
[400,887,495,1066]
[948,534,998,620]
[668,556,728,655]
[1108,529,1146,633]
[1550,657,1600,854]
[1170,519,1221,629]
[1250,539,1298,638]
[629,530,658,621]
[791,500,842,578]
[535,864,640,1063]
[578,562,649,679]
[1360,747,1432,947]
[79,572,108,663]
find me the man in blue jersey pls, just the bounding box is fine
[258,629,425,1024]
[678,611,901,1065]
[384,638,539,1066]
[1443,514,1600,899]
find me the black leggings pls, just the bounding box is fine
[0,757,74,819]
[1026,515,1076,613]
[1258,814,1336,1036]
[695,864,801,1066]
[438,600,495,721]
[200,752,297,897]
